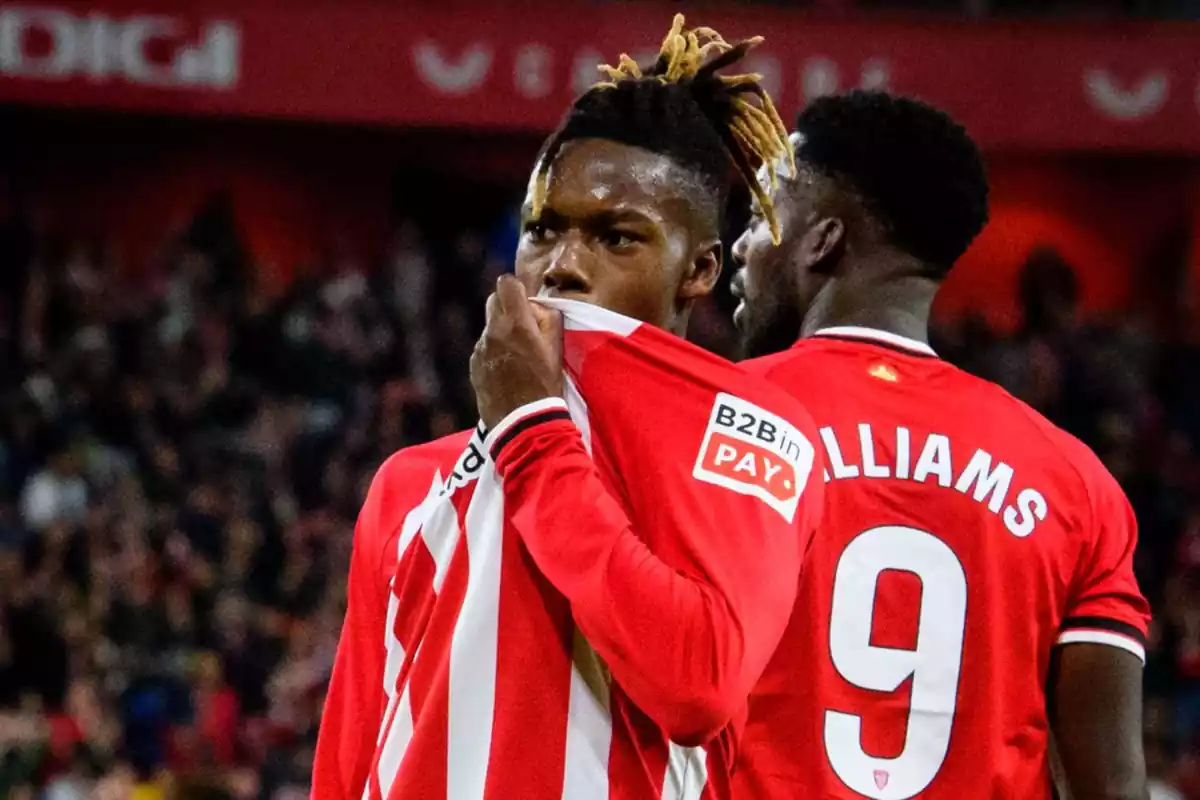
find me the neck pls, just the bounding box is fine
[801,259,939,344]
[666,306,691,338]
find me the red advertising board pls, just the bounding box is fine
[2,3,1200,150]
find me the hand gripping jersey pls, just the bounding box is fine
[732,327,1151,800]
[313,299,824,800]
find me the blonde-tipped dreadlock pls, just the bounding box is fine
[529,14,794,244]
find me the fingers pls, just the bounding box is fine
[485,290,501,326]
[496,274,528,316]
[486,275,528,329]
[485,275,533,329]
[483,274,558,352]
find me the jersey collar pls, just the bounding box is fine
[810,325,938,357]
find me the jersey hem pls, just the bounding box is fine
[1060,614,1147,645]
[483,398,571,461]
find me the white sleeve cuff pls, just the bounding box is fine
[1054,630,1146,663]
[482,397,571,458]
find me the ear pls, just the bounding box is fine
[677,239,723,302]
[802,217,846,276]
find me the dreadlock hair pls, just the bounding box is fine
[794,90,990,275]
[529,14,793,243]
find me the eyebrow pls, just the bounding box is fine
[520,205,657,227]
[592,208,656,226]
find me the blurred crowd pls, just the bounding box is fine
[0,194,508,799]
[934,246,1200,800]
[0,188,1197,800]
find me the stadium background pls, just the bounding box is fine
[1,1,1199,797]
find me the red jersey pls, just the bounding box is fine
[734,327,1150,800]
[313,300,824,800]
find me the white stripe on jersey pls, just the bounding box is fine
[563,630,614,798]
[1055,629,1146,663]
[375,688,414,799]
[382,592,402,697]
[664,742,709,800]
[382,471,444,695]
[423,492,463,592]
[812,325,938,356]
[447,470,505,799]
[371,470,445,800]
[565,376,592,453]
[401,469,445,561]
[559,381,614,798]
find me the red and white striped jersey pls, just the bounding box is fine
[313,300,825,800]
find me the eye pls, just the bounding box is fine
[523,221,553,243]
[600,229,640,250]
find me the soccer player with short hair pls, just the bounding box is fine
[313,17,824,799]
[729,91,1151,799]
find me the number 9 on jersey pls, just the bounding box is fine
[824,525,968,800]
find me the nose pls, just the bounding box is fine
[730,229,750,268]
[541,240,592,297]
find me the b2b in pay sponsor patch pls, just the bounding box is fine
[693,393,814,522]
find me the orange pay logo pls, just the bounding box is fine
[693,393,814,522]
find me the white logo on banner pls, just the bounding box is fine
[0,6,238,88]
[514,44,551,99]
[1083,68,1169,120]
[412,41,491,95]
[801,57,891,102]
[742,53,781,103]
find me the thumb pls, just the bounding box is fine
[530,302,562,336]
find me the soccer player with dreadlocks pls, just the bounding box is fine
[728,91,1150,799]
[313,16,823,799]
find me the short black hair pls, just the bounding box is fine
[531,15,793,242]
[795,90,989,273]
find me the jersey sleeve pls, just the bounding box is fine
[487,397,822,745]
[1056,460,1151,662]
[312,456,400,799]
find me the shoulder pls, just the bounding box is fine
[955,378,1132,538]
[985,387,1117,498]
[720,355,820,429]
[738,339,877,400]
[355,428,476,569]
[739,341,828,379]
[372,429,476,489]
[1035,421,1127,518]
